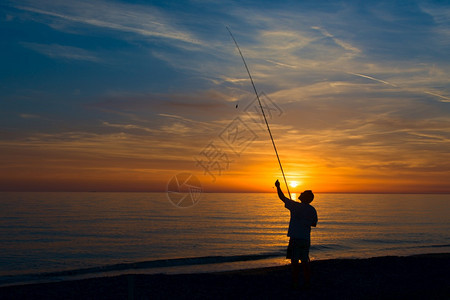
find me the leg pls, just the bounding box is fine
[291,258,300,287]
[301,258,311,287]
[298,239,311,288]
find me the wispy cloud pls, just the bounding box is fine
[102,121,155,133]
[90,90,232,120]
[311,26,361,55]
[12,0,202,47]
[347,72,450,103]
[348,72,397,87]
[420,3,450,44]
[424,91,450,103]
[19,113,41,119]
[21,42,101,62]
[158,113,223,130]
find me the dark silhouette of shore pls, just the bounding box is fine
[1,253,448,300]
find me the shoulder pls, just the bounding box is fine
[284,199,299,210]
[304,204,317,215]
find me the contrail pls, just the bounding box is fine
[348,72,397,87]
[349,72,450,102]
[266,59,297,69]
[424,91,450,102]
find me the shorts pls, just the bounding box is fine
[286,238,310,262]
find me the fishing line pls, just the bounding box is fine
[226,26,292,200]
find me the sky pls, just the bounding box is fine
[0,0,449,193]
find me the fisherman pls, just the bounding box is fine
[228,27,318,288]
[275,180,318,289]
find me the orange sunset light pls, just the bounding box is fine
[0,135,448,193]
[0,0,449,194]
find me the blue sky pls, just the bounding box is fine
[0,0,449,192]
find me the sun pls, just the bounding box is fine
[290,181,299,188]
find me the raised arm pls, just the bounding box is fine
[275,180,290,203]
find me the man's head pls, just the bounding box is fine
[298,190,314,203]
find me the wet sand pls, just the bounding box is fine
[1,253,449,299]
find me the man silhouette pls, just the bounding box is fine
[275,180,318,289]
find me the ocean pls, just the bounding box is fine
[0,192,449,286]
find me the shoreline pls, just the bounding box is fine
[0,253,448,299]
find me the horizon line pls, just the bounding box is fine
[0,190,449,194]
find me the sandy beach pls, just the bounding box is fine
[0,253,448,299]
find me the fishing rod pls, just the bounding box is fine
[226,26,292,200]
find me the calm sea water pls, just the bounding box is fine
[0,192,449,286]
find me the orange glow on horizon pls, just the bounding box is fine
[1,2,449,195]
[0,131,448,193]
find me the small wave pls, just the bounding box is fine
[43,253,283,277]
[360,239,413,245]
[383,244,450,251]
[0,252,284,286]
[427,244,450,248]
[312,244,349,250]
